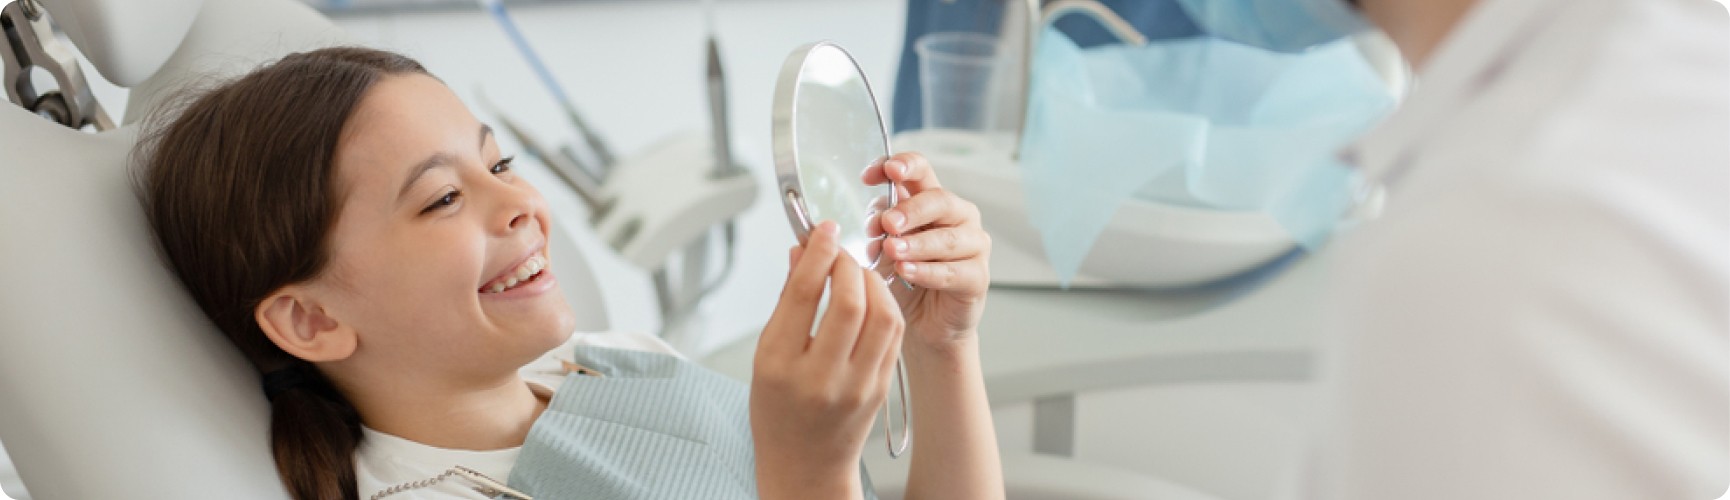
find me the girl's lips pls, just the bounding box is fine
[481,267,557,300]
[481,242,548,290]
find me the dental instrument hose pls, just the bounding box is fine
[475,0,615,170]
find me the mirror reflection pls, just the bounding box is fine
[785,44,895,271]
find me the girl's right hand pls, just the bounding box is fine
[750,221,907,500]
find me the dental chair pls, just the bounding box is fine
[0,0,610,497]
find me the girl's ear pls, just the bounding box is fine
[256,285,357,363]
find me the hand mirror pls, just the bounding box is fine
[772,41,899,276]
[771,41,911,458]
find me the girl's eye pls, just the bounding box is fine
[491,155,516,175]
[422,190,460,214]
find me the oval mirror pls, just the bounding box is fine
[771,41,897,276]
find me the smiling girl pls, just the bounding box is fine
[136,47,1003,499]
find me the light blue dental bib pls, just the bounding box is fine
[504,346,876,499]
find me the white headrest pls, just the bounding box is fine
[121,0,347,123]
[38,0,205,87]
[0,106,282,500]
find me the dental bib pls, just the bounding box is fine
[504,346,876,499]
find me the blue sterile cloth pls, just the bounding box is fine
[505,346,876,499]
[1018,26,1394,285]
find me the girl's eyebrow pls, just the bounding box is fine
[395,123,495,202]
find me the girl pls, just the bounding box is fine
[136,47,1003,499]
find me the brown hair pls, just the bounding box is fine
[134,47,429,500]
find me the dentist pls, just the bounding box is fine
[1177,0,1729,497]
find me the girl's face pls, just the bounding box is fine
[310,73,575,385]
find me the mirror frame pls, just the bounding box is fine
[770,40,898,273]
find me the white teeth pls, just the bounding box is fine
[484,254,548,293]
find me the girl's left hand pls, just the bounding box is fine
[863,152,991,349]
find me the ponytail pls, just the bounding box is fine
[265,363,363,500]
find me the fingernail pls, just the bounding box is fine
[886,212,905,231]
[891,238,908,255]
[899,261,916,275]
[825,221,841,236]
[890,160,906,175]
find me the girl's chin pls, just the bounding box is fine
[499,302,578,343]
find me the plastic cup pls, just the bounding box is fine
[915,32,1002,132]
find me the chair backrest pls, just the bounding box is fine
[0,0,609,497]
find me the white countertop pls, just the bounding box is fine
[702,250,1330,406]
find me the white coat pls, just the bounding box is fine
[1300,0,1729,498]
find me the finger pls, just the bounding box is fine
[860,157,891,186]
[885,226,988,263]
[864,237,885,266]
[883,189,978,236]
[897,259,989,295]
[864,180,910,239]
[761,222,841,357]
[852,268,904,369]
[884,152,942,195]
[873,287,906,408]
[787,245,803,273]
[866,212,887,238]
[811,247,867,363]
[865,194,893,238]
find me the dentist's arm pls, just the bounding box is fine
[867,152,1006,500]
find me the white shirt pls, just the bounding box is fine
[1297,0,1729,498]
[355,331,682,500]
